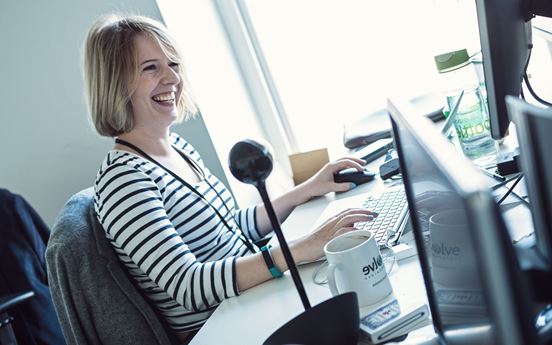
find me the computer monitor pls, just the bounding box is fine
[388,97,538,344]
[474,0,532,140]
[506,96,552,265]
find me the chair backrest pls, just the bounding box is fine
[0,188,66,345]
[46,188,176,345]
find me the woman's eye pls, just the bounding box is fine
[169,62,180,69]
[143,64,157,72]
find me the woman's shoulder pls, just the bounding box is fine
[98,149,146,171]
[94,150,161,193]
[170,132,202,162]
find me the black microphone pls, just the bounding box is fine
[229,139,311,310]
[229,139,359,345]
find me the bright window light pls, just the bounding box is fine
[244,0,481,152]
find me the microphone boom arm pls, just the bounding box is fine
[256,181,312,310]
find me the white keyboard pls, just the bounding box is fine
[355,186,408,246]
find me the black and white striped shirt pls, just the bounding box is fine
[94,133,261,332]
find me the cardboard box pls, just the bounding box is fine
[289,148,329,185]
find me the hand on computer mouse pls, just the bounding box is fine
[333,168,376,185]
[301,158,366,197]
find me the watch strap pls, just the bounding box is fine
[260,245,283,278]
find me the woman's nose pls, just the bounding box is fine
[161,65,180,85]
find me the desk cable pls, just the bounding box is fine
[521,43,552,107]
[493,173,527,206]
[490,173,521,190]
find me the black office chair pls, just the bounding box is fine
[0,189,66,345]
[0,291,34,345]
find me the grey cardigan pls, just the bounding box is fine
[46,188,176,345]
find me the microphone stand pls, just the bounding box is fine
[256,181,311,310]
[229,139,359,345]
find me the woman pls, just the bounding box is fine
[85,14,375,342]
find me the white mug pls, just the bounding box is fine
[429,209,479,289]
[324,230,393,307]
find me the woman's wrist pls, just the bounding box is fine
[291,181,317,205]
[260,245,284,278]
[271,240,304,272]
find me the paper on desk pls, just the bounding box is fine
[501,202,535,244]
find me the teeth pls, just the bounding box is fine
[153,92,175,102]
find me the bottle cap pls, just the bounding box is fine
[434,49,470,73]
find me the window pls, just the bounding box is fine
[242,0,481,153]
[156,0,483,205]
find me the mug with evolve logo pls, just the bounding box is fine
[324,230,393,307]
[429,209,479,289]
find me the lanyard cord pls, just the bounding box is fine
[114,138,257,253]
[173,147,236,218]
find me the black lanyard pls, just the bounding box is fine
[115,138,257,254]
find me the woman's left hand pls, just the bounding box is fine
[301,157,366,198]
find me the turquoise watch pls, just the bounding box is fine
[260,245,283,278]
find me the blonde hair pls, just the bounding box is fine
[83,14,196,137]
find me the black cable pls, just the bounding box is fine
[523,72,552,106]
[524,43,533,71]
[519,44,531,102]
[497,174,524,205]
[490,173,528,206]
[490,173,523,191]
[479,166,506,181]
[520,86,525,100]
[510,190,530,207]
[522,42,552,106]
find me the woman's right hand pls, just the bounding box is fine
[292,208,378,263]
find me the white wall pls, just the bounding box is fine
[0,0,226,226]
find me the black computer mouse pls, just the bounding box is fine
[333,168,376,185]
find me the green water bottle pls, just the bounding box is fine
[434,49,496,164]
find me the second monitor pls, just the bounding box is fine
[388,97,539,344]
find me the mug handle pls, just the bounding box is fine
[327,263,340,296]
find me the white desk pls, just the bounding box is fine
[190,180,438,345]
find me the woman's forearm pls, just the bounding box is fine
[254,183,315,237]
[235,242,300,291]
[236,208,376,292]
[252,158,364,237]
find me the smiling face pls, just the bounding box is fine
[130,33,183,131]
